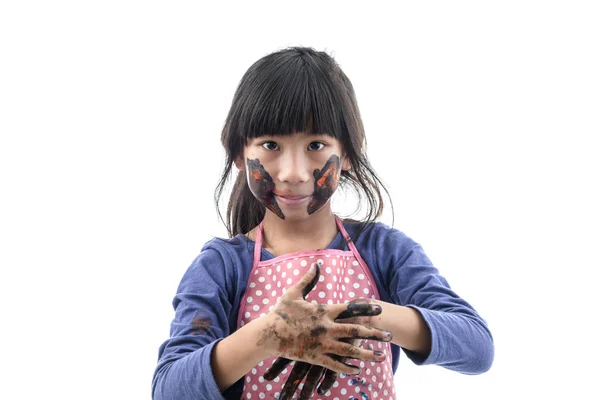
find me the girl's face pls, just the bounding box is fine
[236,133,351,221]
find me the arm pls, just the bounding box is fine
[153,252,391,400]
[370,300,432,356]
[210,316,271,391]
[152,247,236,400]
[372,228,494,374]
[214,262,392,393]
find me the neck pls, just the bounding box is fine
[260,207,339,254]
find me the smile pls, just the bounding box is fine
[274,194,311,206]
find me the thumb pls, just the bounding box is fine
[291,261,322,299]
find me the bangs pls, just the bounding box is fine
[231,50,347,142]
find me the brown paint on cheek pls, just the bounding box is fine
[246,158,285,219]
[307,155,341,215]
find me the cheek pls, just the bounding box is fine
[246,158,275,196]
[245,158,286,219]
[315,155,341,191]
[306,155,342,214]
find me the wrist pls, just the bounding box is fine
[371,300,431,354]
[252,313,278,358]
[212,315,277,392]
[369,299,386,330]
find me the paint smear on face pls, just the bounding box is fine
[307,154,341,215]
[246,158,285,219]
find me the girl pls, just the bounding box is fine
[152,47,494,400]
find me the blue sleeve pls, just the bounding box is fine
[152,246,235,400]
[377,227,494,374]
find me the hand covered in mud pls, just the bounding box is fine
[260,262,392,400]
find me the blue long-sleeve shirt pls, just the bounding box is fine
[152,221,494,400]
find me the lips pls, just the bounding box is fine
[274,193,311,206]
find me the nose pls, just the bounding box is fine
[276,150,312,184]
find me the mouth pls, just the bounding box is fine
[274,194,312,206]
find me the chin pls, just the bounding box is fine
[285,207,329,222]
[278,211,312,222]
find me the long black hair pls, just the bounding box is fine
[214,47,392,239]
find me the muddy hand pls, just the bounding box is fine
[263,264,390,400]
[264,260,328,400]
[262,261,323,383]
[282,341,353,400]
[274,304,386,400]
[315,298,391,395]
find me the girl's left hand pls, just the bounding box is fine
[265,330,368,400]
[259,263,391,372]
[264,294,385,400]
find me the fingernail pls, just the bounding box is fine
[384,331,393,341]
[374,351,385,360]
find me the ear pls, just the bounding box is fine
[341,154,352,171]
[234,155,246,171]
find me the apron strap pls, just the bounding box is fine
[334,215,352,244]
[335,215,382,300]
[253,220,264,266]
[254,216,361,267]
[250,216,384,319]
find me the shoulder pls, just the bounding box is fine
[343,219,421,256]
[343,219,434,278]
[198,234,253,264]
[178,235,255,292]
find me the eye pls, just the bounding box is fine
[261,141,279,151]
[308,142,325,151]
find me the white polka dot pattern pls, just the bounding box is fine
[238,251,395,399]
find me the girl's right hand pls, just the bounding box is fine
[257,262,393,375]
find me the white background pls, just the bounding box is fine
[1,1,599,399]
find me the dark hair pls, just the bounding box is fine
[214,46,392,238]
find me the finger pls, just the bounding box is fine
[324,340,387,363]
[300,261,322,299]
[319,355,361,376]
[279,361,311,400]
[299,365,326,400]
[287,261,321,299]
[334,301,382,319]
[263,357,293,380]
[326,298,380,319]
[317,367,339,395]
[331,324,393,342]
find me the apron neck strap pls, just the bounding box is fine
[334,215,360,254]
[253,220,265,266]
[252,215,357,265]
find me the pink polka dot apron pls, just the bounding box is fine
[237,216,397,400]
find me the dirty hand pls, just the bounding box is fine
[260,263,391,399]
[258,262,391,373]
